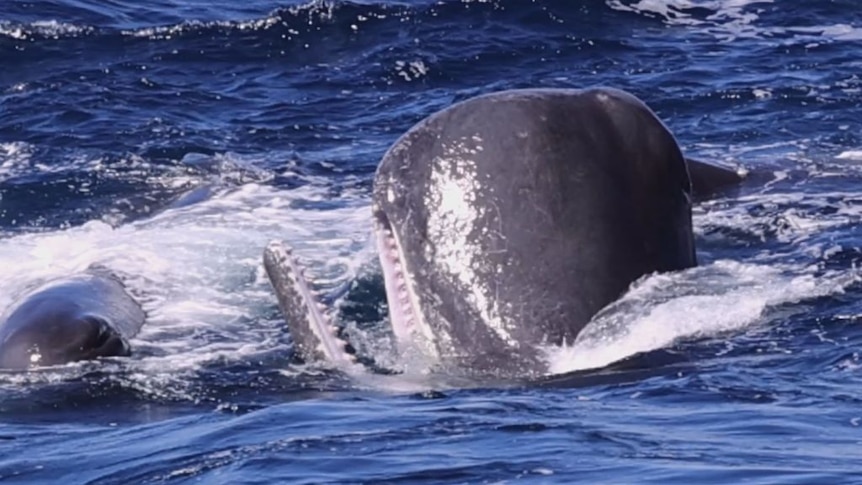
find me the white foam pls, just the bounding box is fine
[606,0,773,31]
[837,150,862,161]
[545,163,862,374]
[546,260,858,374]
[394,60,430,82]
[0,143,168,187]
[695,190,862,251]
[0,142,35,180]
[0,181,373,393]
[119,1,332,40]
[606,0,862,44]
[0,20,93,40]
[782,24,862,43]
[2,135,859,389]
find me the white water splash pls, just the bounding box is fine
[837,150,862,161]
[0,181,373,392]
[606,0,862,44]
[0,142,35,181]
[545,163,862,375]
[0,20,93,40]
[546,260,858,374]
[3,136,861,390]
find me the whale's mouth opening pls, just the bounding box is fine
[80,316,131,360]
[263,240,356,367]
[374,213,438,360]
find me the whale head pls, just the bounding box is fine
[0,312,130,369]
[372,88,697,377]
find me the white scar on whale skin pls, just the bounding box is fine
[424,135,518,348]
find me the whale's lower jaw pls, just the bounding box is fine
[263,241,355,367]
[263,219,441,372]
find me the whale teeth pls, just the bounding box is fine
[384,233,396,248]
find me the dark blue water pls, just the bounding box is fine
[2,0,862,483]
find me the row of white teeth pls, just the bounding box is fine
[281,245,354,362]
[381,227,417,333]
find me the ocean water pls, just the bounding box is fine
[1,0,861,483]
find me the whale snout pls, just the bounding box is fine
[0,315,130,369]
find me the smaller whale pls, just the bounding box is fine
[0,271,145,369]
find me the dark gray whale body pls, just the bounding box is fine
[0,272,145,369]
[266,87,742,377]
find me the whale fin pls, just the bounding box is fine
[685,158,746,198]
[263,241,355,367]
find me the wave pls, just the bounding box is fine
[0,0,862,43]
[548,259,860,374]
[0,1,409,41]
[607,0,862,43]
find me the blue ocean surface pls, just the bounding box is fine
[1,0,862,483]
